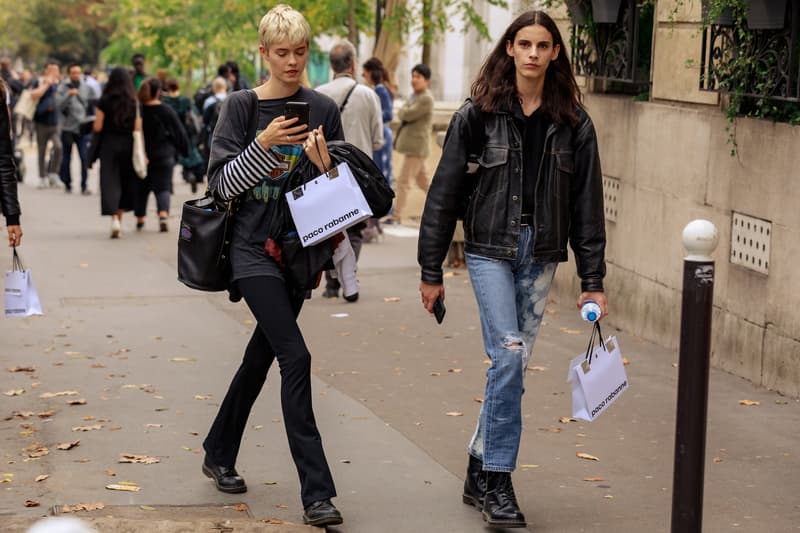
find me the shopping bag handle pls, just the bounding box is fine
[583,321,606,368]
[311,131,331,177]
[11,246,24,272]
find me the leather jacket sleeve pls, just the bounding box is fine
[570,113,606,292]
[0,100,20,225]
[418,106,477,284]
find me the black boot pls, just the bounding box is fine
[482,471,526,528]
[462,454,486,510]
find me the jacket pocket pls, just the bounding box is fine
[478,145,508,169]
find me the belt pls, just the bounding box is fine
[520,213,533,226]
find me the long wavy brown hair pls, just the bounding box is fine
[471,10,581,126]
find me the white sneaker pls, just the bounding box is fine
[110,218,121,239]
[37,178,48,189]
[48,173,61,188]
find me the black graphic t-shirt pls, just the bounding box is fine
[213,87,343,282]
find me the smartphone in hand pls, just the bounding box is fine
[284,101,309,129]
[433,296,446,324]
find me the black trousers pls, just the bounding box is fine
[203,276,336,507]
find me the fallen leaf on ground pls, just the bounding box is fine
[473,397,484,403]
[76,458,91,463]
[233,504,248,512]
[35,475,49,482]
[90,364,106,369]
[2,474,12,483]
[577,452,600,461]
[275,504,289,509]
[540,427,562,433]
[104,470,116,476]
[72,425,102,432]
[520,464,539,469]
[24,500,40,507]
[169,358,195,363]
[140,505,156,511]
[528,366,547,372]
[583,477,606,482]
[604,494,614,499]
[146,424,163,428]
[194,395,212,400]
[713,457,723,463]
[430,372,441,376]
[445,412,464,417]
[57,441,80,451]
[383,297,401,303]
[559,417,578,424]
[106,483,140,492]
[739,399,760,406]
[261,519,284,525]
[339,459,351,464]
[263,481,278,485]
[25,444,49,458]
[4,389,25,396]
[39,391,78,398]
[10,411,34,419]
[448,368,463,373]
[560,327,582,335]
[622,357,630,366]
[62,503,105,513]
[7,366,35,373]
[119,454,159,465]
[66,399,87,406]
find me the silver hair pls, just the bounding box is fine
[329,40,356,74]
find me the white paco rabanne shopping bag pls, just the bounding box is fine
[4,248,43,318]
[567,322,628,421]
[285,162,372,247]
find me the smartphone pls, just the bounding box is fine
[433,296,446,324]
[284,101,310,129]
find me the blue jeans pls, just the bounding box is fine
[465,226,556,472]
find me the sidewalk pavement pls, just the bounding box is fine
[1,145,799,532]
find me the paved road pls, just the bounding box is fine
[1,142,799,532]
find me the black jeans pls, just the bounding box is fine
[60,130,88,191]
[203,276,336,507]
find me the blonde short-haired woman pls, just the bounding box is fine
[200,4,344,527]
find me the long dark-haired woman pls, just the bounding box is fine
[135,78,188,232]
[418,10,608,528]
[1,81,22,247]
[93,67,137,238]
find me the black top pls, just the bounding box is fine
[211,88,343,281]
[0,98,20,225]
[98,95,135,135]
[512,101,550,216]
[140,103,189,164]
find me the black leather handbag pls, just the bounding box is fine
[176,90,258,292]
[177,194,233,291]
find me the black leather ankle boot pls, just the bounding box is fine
[462,454,486,509]
[482,471,526,528]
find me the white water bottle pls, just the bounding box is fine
[580,300,601,322]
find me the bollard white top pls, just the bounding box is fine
[683,219,718,261]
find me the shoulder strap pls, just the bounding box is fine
[339,81,358,113]
[246,90,259,141]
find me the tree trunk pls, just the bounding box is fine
[421,0,432,67]
[348,0,359,49]
[373,0,405,93]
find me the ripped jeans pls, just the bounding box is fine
[465,226,556,472]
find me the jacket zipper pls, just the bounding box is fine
[529,123,558,256]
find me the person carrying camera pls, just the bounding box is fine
[417,10,608,528]
[201,4,344,528]
[55,63,94,194]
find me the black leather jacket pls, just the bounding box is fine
[418,100,605,292]
[0,98,20,226]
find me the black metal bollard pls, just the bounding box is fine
[671,220,718,533]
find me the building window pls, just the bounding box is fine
[700,2,798,102]
[570,0,653,91]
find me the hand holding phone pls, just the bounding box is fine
[433,296,446,324]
